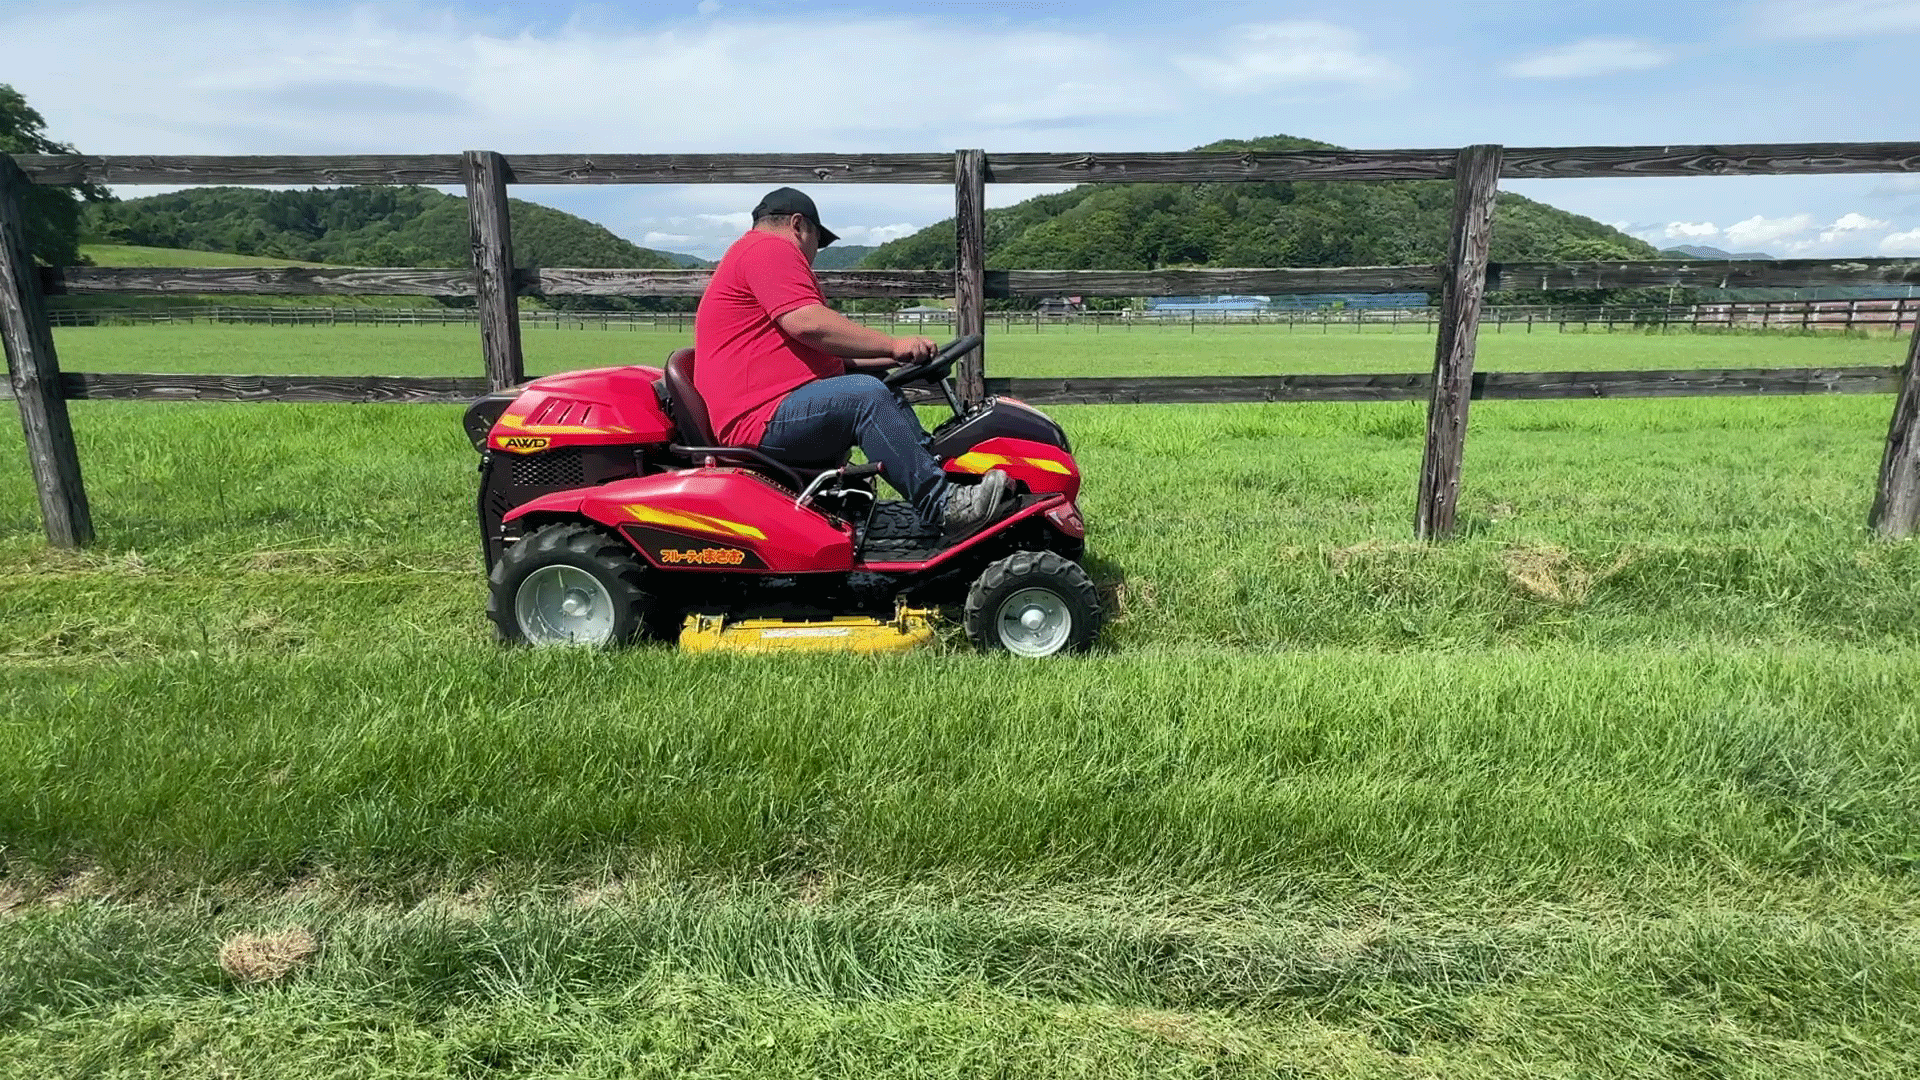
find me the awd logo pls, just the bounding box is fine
[496,436,552,453]
[659,547,748,566]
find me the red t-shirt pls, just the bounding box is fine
[692,230,840,447]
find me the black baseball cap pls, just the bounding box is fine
[753,187,840,248]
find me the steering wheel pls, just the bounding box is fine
[881,334,982,390]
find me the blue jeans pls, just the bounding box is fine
[759,375,949,525]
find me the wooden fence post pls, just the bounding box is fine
[1870,319,1920,538]
[1415,143,1503,541]
[463,150,525,391]
[0,156,93,548]
[954,148,987,406]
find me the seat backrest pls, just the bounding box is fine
[662,348,718,445]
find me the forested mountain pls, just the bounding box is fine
[861,135,1656,287]
[84,187,682,271]
[813,244,876,270]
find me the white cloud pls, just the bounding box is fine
[1504,38,1672,79]
[1820,212,1890,242]
[832,223,919,246]
[698,212,754,231]
[1755,0,1920,38]
[1722,213,1815,248]
[642,231,696,249]
[696,0,721,15]
[1664,221,1720,239]
[1880,227,1920,254]
[1176,22,1403,93]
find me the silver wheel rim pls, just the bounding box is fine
[514,565,617,646]
[995,588,1072,657]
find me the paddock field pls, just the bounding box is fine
[2,323,1918,1078]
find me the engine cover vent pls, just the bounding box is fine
[510,447,587,488]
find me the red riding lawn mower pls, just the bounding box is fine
[462,335,1102,656]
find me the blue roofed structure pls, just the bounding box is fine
[1144,293,1430,313]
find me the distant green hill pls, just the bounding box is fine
[81,186,691,310]
[85,187,681,271]
[813,244,876,270]
[862,135,1657,303]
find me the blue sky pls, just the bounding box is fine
[5,0,1919,258]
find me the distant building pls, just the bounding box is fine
[894,304,951,323]
[1036,296,1086,316]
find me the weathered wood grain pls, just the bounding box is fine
[984,150,1458,183]
[11,154,466,186]
[14,142,1920,187]
[5,153,954,186]
[1417,144,1502,542]
[500,154,956,184]
[954,149,988,406]
[1870,323,1920,538]
[1493,257,1920,291]
[1501,142,1920,178]
[46,266,476,295]
[0,157,92,548]
[465,151,524,391]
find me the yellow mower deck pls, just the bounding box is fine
[679,607,939,654]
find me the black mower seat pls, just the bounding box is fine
[663,347,717,446]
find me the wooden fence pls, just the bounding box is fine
[5,142,1920,549]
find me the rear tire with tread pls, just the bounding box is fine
[487,523,676,647]
[964,550,1101,656]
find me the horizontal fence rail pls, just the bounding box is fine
[14,142,1920,187]
[40,258,1920,300]
[4,366,1898,407]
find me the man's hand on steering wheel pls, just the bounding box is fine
[888,336,938,364]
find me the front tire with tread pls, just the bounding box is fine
[964,550,1101,656]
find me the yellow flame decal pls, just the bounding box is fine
[626,503,767,541]
[950,452,1011,473]
[950,451,1071,475]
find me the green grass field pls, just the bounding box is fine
[3,324,1919,1077]
[77,243,335,268]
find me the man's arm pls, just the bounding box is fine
[776,303,936,366]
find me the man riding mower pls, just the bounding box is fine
[461,188,1101,656]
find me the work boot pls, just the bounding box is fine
[941,468,1015,543]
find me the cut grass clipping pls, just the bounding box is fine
[217,928,318,984]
